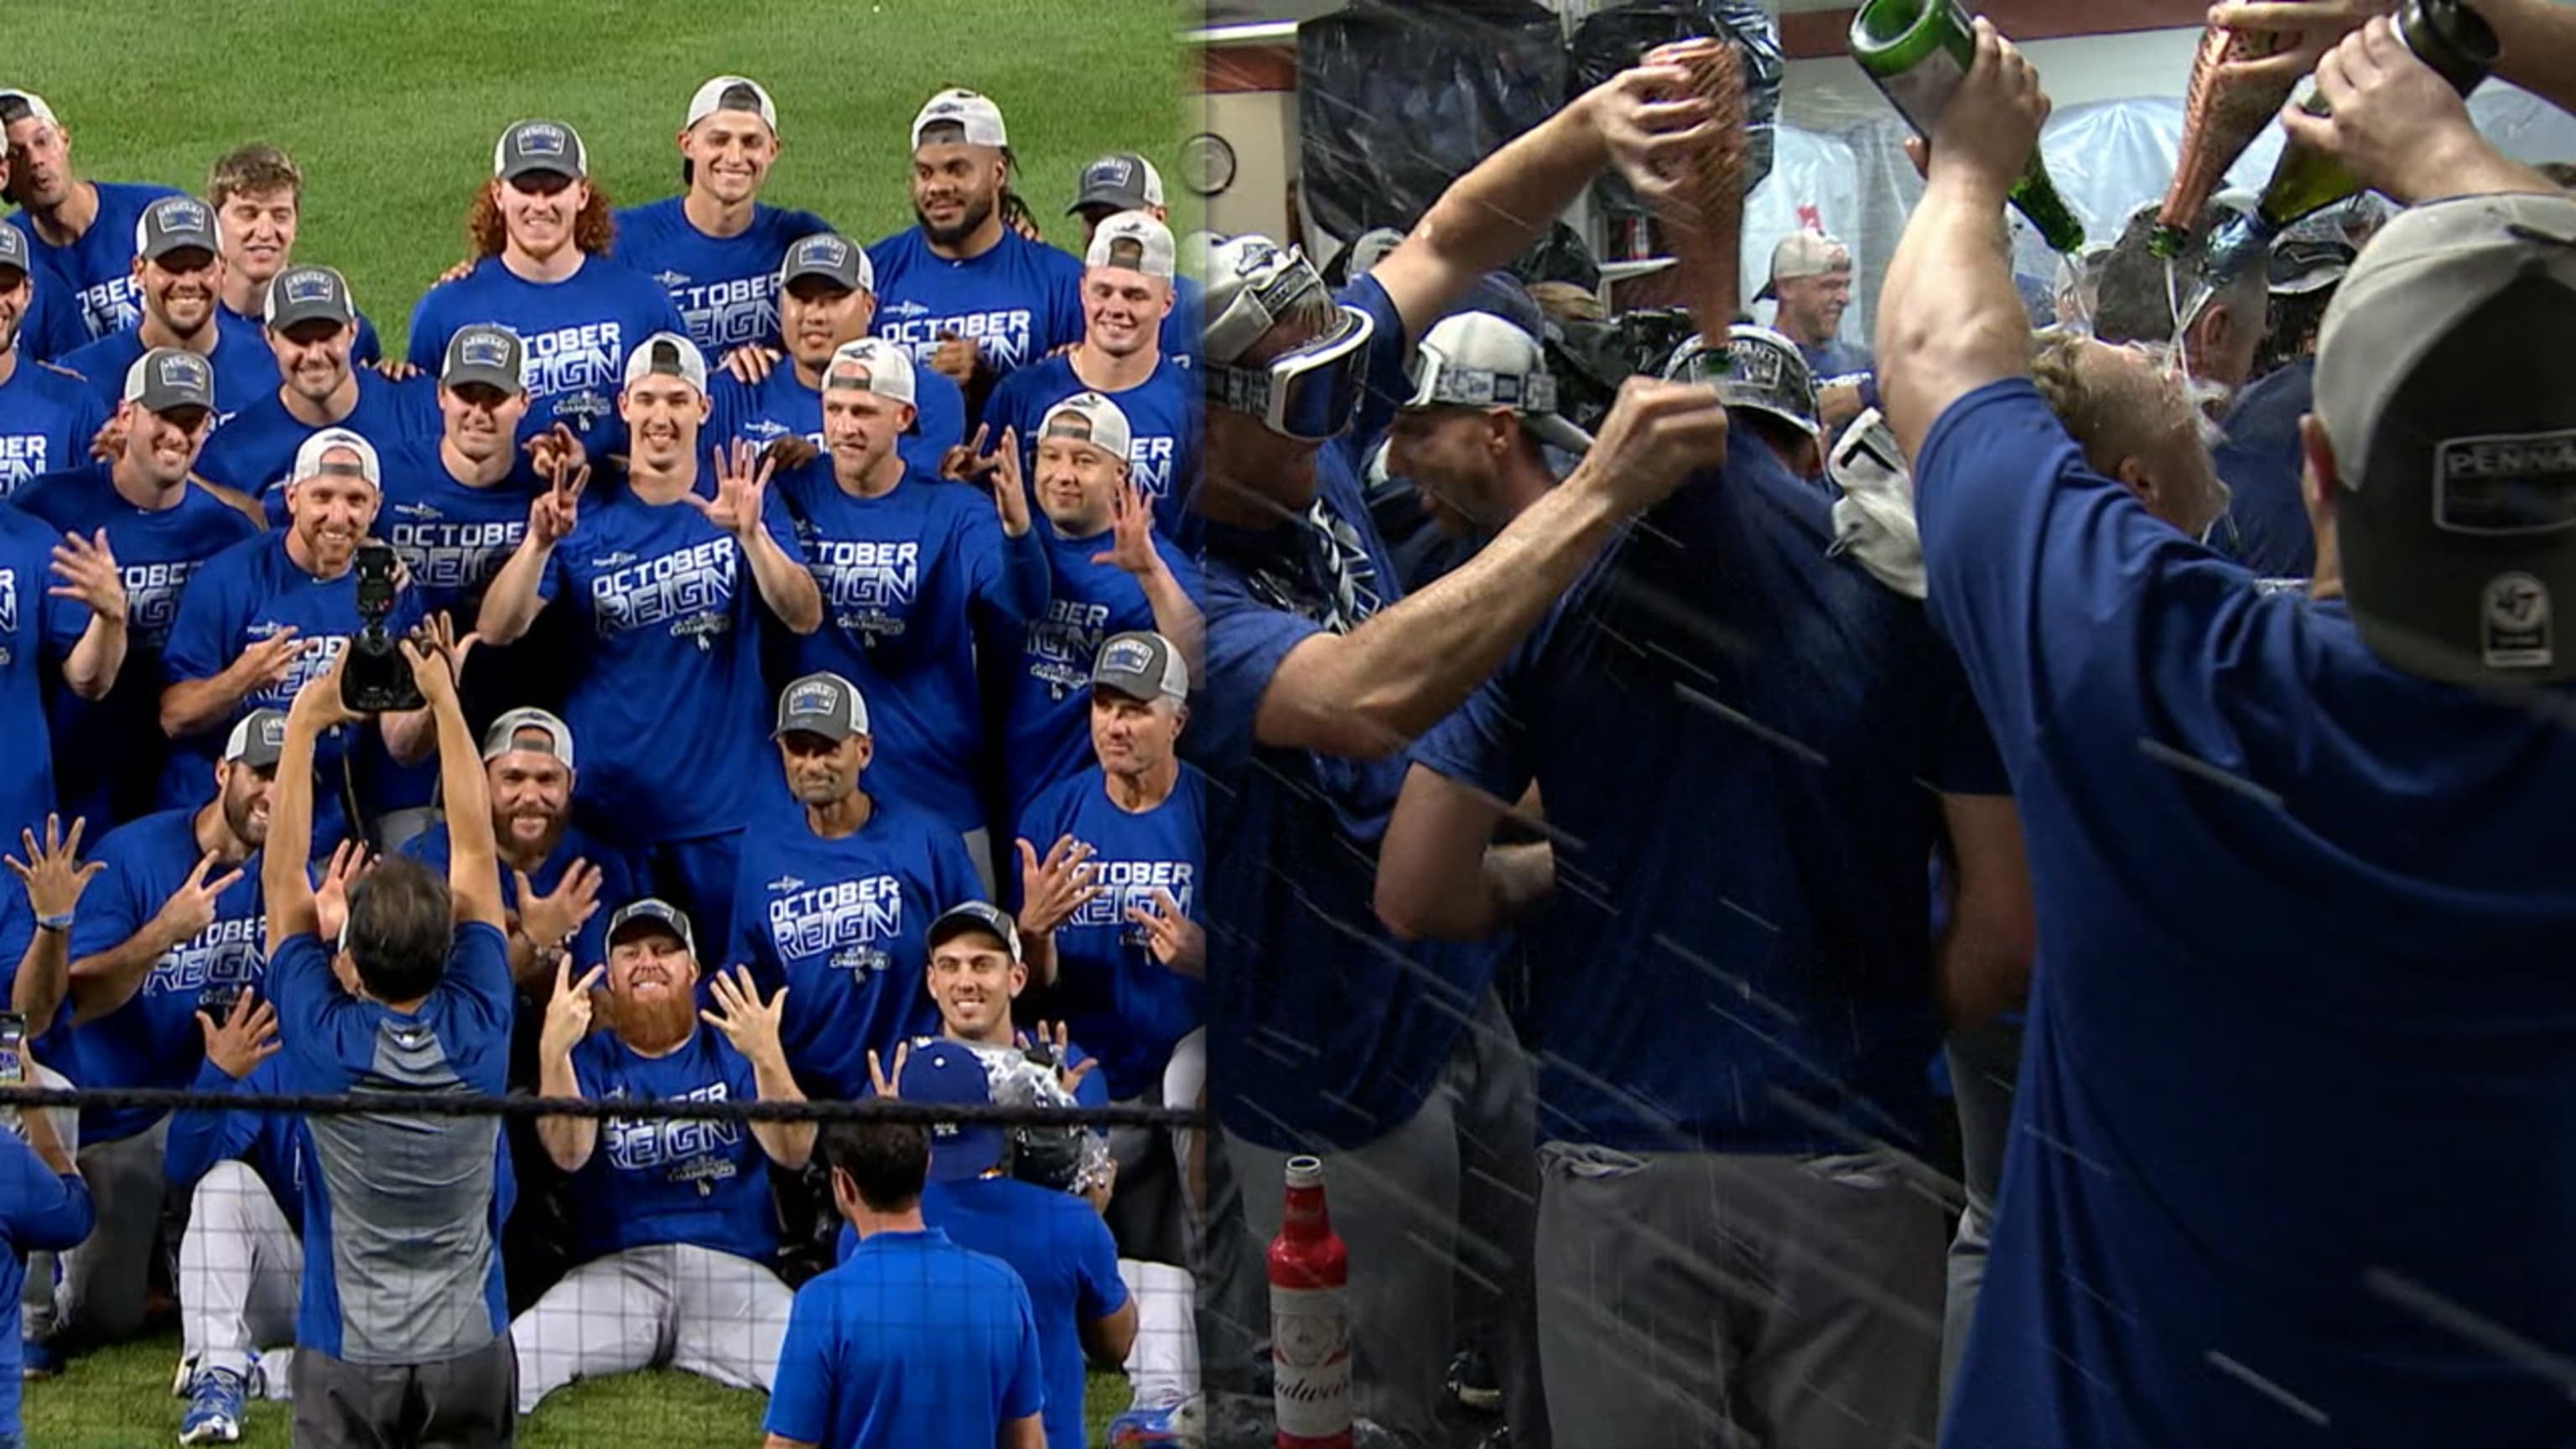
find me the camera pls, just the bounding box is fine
[339,542,423,714]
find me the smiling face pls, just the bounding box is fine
[218,187,299,291]
[605,925,701,1052]
[1082,265,1171,360]
[216,759,277,851]
[926,931,1024,1040]
[617,374,708,472]
[820,382,910,478]
[781,278,874,372]
[486,743,571,858]
[1033,434,1125,536]
[138,247,223,335]
[440,381,529,466]
[683,111,777,206]
[498,172,589,262]
[909,135,1003,247]
[120,400,212,486]
[0,265,22,356]
[270,317,352,405]
[285,458,378,574]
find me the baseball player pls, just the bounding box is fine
[0,137,87,363]
[36,708,274,1368]
[709,231,967,480]
[0,1072,91,1441]
[729,671,989,1101]
[1661,323,1827,481]
[761,1116,1045,1449]
[1379,309,1594,591]
[194,265,434,521]
[908,901,1107,1122]
[0,221,106,496]
[369,325,543,626]
[771,339,1047,865]
[866,90,1085,404]
[204,144,386,366]
[984,212,1198,537]
[0,87,184,341]
[1065,153,1197,371]
[14,345,256,829]
[161,427,434,858]
[513,898,811,1414]
[849,1037,1131,1449]
[58,195,277,422]
[1756,230,1875,433]
[405,119,688,455]
[475,332,821,953]
[995,397,1200,831]
[613,75,832,355]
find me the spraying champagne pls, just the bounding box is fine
[1849,0,2086,254]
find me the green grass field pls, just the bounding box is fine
[9,0,1188,358]
[9,0,1177,1440]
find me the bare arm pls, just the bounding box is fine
[1378,764,1552,942]
[2216,0,2576,122]
[741,522,823,636]
[764,1438,816,1449]
[1933,794,2036,1032]
[1000,1416,1045,1449]
[60,613,126,703]
[267,667,361,948]
[745,1050,813,1171]
[475,531,555,647]
[1080,1299,1140,1369]
[13,927,66,1035]
[534,1029,596,1172]
[66,911,193,1025]
[415,644,504,931]
[160,647,283,739]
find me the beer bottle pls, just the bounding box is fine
[1269,1156,1352,1449]
[1850,0,2087,254]
[2202,0,2498,283]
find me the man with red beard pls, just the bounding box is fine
[517,898,812,1414]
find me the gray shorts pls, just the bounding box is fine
[291,1332,517,1449]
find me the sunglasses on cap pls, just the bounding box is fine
[1207,304,1375,443]
[1402,342,1561,417]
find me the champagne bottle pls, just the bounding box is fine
[1849,0,2087,254]
[2148,2,2321,259]
[2201,0,2498,283]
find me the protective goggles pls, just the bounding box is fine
[1400,343,1562,418]
[1207,304,1376,442]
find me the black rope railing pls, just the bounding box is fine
[0,1085,1203,1130]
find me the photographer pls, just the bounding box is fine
[161,428,436,860]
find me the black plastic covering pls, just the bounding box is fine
[1569,0,1784,229]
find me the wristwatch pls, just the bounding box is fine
[35,912,72,934]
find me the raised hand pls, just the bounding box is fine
[1576,377,1732,517]
[1018,1019,1098,1098]
[1089,479,1161,576]
[688,439,776,540]
[49,529,127,624]
[313,839,371,945]
[515,861,602,961]
[433,256,475,287]
[700,966,791,1071]
[87,413,127,464]
[1125,887,1205,976]
[2277,14,2500,205]
[151,852,247,945]
[527,451,588,548]
[399,626,462,709]
[290,647,366,730]
[983,426,1031,538]
[524,422,588,482]
[2210,1,2397,91]
[1589,61,1722,207]
[927,330,979,387]
[195,987,280,1081]
[6,816,102,923]
[1016,834,1104,937]
[1925,19,2051,193]
[540,958,607,1063]
[865,1039,911,1099]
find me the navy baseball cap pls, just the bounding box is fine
[898,1038,1005,1182]
[1070,153,1164,216]
[777,232,873,294]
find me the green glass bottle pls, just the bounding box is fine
[1849,0,2087,254]
[2202,0,2498,283]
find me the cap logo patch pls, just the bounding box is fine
[460,333,514,368]
[2482,571,2553,669]
[788,681,839,716]
[807,237,847,265]
[1732,343,1786,391]
[161,200,210,230]
[1101,638,1155,675]
[257,718,286,748]
[284,271,336,304]
[158,355,205,389]
[519,125,568,158]
[2435,429,2576,537]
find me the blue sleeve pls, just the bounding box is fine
[1913,379,2266,779]
[163,1057,261,1192]
[403,288,448,374]
[1414,658,1536,802]
[1338,275,1413,454]
[441,921,513,1038]
[976,520,1052,630]
[352,314,383,367]
[761,1284,836,1443]
[266,932,340,1060]
[1181,571,1318,779]
[1074,1204,1130,1321]
[0,1131,95,1253]
[917,371,965,454]
[1000,1272,1046,1420]
[929,828,983,912]
[1153,535,1205,610]
[161,554,238,685]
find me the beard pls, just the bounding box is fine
[917,192,995,248]
[606,988,698,1056]
[223,790,267,850]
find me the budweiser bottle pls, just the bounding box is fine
[1269,1156,1352,1449]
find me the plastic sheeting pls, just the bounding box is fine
[1295,0,1568,247]
[1570,0,1785,230]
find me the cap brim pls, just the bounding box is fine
[780,266,860,293]
[605,915,691,952]
[1754,279,1778,302]
[1068,189,1142,216]
[500,163,580,183]
[1526,413,1595,454]
[926,1127,1005,1182]
[443,365,524,395]
[771,715,854,741]
[146,242,220,266]
[226,748,284,771]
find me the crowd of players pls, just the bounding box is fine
[0,70,1208,1448]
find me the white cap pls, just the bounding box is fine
[292,428,382,490]
[910,89,1007,151]
[480,707,574,771]
[1756,231,1853,302]
[1086,211,1176,281]
[0,90,58,128]
[622,331,709,396]
[685,75,777,133]
[1036,392,1134,464]
[821,338,917,408]
[1403,311,1593,454]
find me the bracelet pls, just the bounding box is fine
[35,912,73,933]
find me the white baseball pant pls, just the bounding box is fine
[179,1159,302,1389]
[1119,1258,1199,1411]
[510,1241,792,1415]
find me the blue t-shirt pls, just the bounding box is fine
[195,371,437,523]
[865,227,1086,387]
[2212,356,2316,582]
[538,476,799,846]
[164,1055,307,1234]
[402,818,635,977]
[1015,766,1206,1103]
[773,459,1051,833]
[160,532,427,852]
[0,358,107,498]
[17,274,91,363]
[16,466,260,828]
[0,501,88,842]
[373,434,543,621]
[403,255,689,458]
[1162,273,1201,372]
[0,1133,95,1434]
[708,363,966,487]
[729,804,982,1099]
[1800,336,1879,413]
[763,1226,1044,1449]
[998,524,1198,825]
[59,319,277,428]
[1415,438,2004,1153]
[566,1025,779,1265]
[610,196,834,355]
[984,353,1201,538]
[269,922,513,1362]
[8,183,185,341]
[831,1176,1124,1449]
[1916,379,2576,1449]
[60,807,268,1145]
[1186,274,1491,1152]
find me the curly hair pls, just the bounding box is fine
[465,178,615,262]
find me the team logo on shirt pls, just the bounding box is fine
[766,874,904,979]
[879,309,1036,371]
[389,514,527,595]
[1129,436,1177,501]
[652,270,689,290]
[675,274,782,350]
[1026,598,1112,699]
[75,278,144,340]
[122,558,206,646]
[143,915,264,999]
[1066,858,1196,948]
[605,1081,744,1194]
[589,538,739,647]
[0,567,15,663]
[884,300,930,321]
[523,321,625,410]
[0,434,50,496]
[799,536,917,644]
[552,389,613,434]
